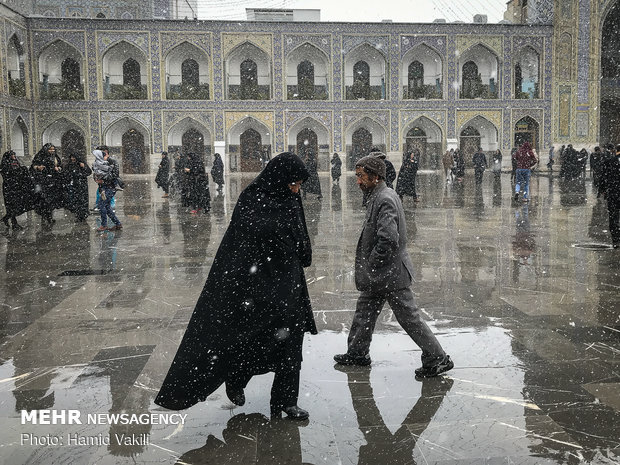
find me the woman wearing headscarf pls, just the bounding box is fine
[155,151,170,198]
[64,153,92,222]
[330,153,342,184]
[211,153,224,191]
[1,150,35,231]
[301,149,322,199]
[30,143,64,225]
[156,153,316,420]
[396,149,420,201]
[184,152,211,213]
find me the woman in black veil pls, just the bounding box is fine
[156,152,316,420]
[1,150,35,231]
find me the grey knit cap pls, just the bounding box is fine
[356,154,386,180]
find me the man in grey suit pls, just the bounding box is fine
[334,154,453,378]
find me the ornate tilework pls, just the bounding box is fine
[100,111,152,133]
[163,110,213,134]
[456,110,503,132]
[343,110,389,129]
[224,111,274,134]
[401,111,446,132]
[159,32,211,56]
[283,34,331,58]
[97,31,150,55]
[400,35,447,58]
[456,35,503,58]
[221,33,272,58]
[31,29,86,57]
[285,111,332,133]
[577,0,590,103]
[36,111,88,134]
[342,35,389,58]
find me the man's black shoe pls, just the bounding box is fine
[333,353,371,366]
[415,355,454,378]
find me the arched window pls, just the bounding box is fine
[462,61,479,98]
[123,58,141,88]
[408,61,424,98]
[61,57,80,91]
[181,59,199,88]
[353,61,370,85]
[240,59,258,99]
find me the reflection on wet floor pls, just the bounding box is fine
[0,171,618,464]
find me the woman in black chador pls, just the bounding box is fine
[330,152,342,184]
[184,152,211,213]
[211,153,224,191]
[1,150,35,231]
[301,149,322,199]
[64,153,92,222]
[155,153,316,420]
[30,143,64,225]
[155,151,170,197]
[396,149,420,201]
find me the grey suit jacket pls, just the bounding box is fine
[355,182,415,293]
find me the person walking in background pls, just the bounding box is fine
[334,154,453,378]
[396,149,420,201]
[30,143,64,226]
[492,149,503,178]
[155,151,170,198]
[454,149,465,181]
[301,148,322,199]
[155,153,316,420]
[92,149,122,232]
[442,149,455,183]
[211,153,225,192]
[599,144,620,248]
[1,150,34,231]
[370,146,396,188]
[513,142,538,203]
[184,152,211,213]
[547,146,555,172]
[472,147,488,184]
[330,152,342,184]
[591,146,604,198]
[64,153,92,222]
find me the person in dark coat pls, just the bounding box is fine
[599,144,620,248]
[1,150,35,231]
[396,149,420,201]
[591,146,603,197]
[155,153,317,420]
[30,143,64,225]
[211,153,224,191]
[370,147,396,188]
[64,153,92,222]
[454,149,465,181]
[155,151,170,197]
[301,149,322,199]
[330,153,342,184]
[472,148,488,184]
[184,152,211,213]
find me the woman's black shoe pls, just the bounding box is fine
[225,384,245,406]
[270,405,309,420]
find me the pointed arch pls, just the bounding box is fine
[514,46,540,99]
[402,116,443,169]
[38,39,84,99]
[458,115,498,156]
[287,116,330,156]
[344,43,388,100]
[101,41,148,99]
[41,117,86,158]
[458,43,499,99]
[225,41,272,100]
[7,34,26,97]
[401,42,443,99]
[167,117,212,156]
[164,41,210,100]
[11,116,29,158]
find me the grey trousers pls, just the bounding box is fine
[347,287,446,366]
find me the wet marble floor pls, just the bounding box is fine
[0,171,618,464]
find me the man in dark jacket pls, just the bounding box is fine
[334,154,453,378]
[600,144,620,248]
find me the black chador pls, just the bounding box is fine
[156,153,317,414]
[396,152,419,199]
[1,150,35,229]
[30,143,64,224]
[64,154,92,222]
